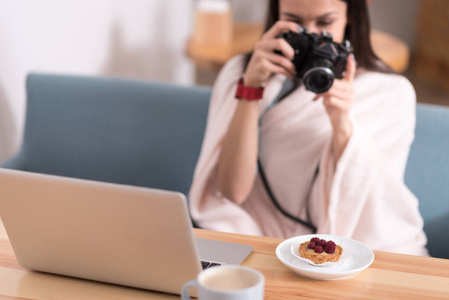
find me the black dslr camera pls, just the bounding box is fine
[277,29,352,93]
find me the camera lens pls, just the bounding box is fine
[303,67,335,93]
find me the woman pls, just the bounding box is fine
[189,0,428,256]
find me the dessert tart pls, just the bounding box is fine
[298,237,343,265]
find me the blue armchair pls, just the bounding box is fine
[2,73,448,259]
[405,103,449,259]
[1,73,211,199]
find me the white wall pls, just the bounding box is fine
[0,0,195,162]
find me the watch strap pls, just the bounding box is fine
[235,78,264,100]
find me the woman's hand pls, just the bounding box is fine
[243,21,302,88]
[313,54,357,164]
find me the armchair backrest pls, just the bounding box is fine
[3,73,211,197]
[5,74,448,258]
[405,103,449,259]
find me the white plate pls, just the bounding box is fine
[276,234,374,280]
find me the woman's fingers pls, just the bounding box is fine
[344,54,356,82]
[314,54,355,100]
[322,96,351,110]
[262,20,302,40]
[260,59,295,79]
[255,38,295,60]
[262,52,296,75]
[313,80,352,101]
[244,21,303,86]
[314,55,356,132]
[259,20,303,60]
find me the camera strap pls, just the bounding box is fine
[257,78,318,233]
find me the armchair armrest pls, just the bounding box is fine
[0,153,25,170]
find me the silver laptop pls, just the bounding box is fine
[0,168,252,295]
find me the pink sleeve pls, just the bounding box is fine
[311,75,428,256]
[188,55,264,235]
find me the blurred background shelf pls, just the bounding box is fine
[186,23,263,73]
[412,0,449,93]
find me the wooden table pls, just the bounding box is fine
[187,23,410,76]
[1,219,448,299]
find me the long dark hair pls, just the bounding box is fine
[244,0,394,74]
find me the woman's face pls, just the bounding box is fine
[279,0,348,43]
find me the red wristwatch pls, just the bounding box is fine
[235,78,264,101]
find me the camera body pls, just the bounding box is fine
[278,29,352,93]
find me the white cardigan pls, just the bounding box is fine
[189,55,428,256]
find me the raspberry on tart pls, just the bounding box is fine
[298,237,343,264]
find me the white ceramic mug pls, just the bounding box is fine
[181,265,264,300]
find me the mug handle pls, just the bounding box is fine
[181,280,199,300]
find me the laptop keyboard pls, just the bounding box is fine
[201,261,222,270]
